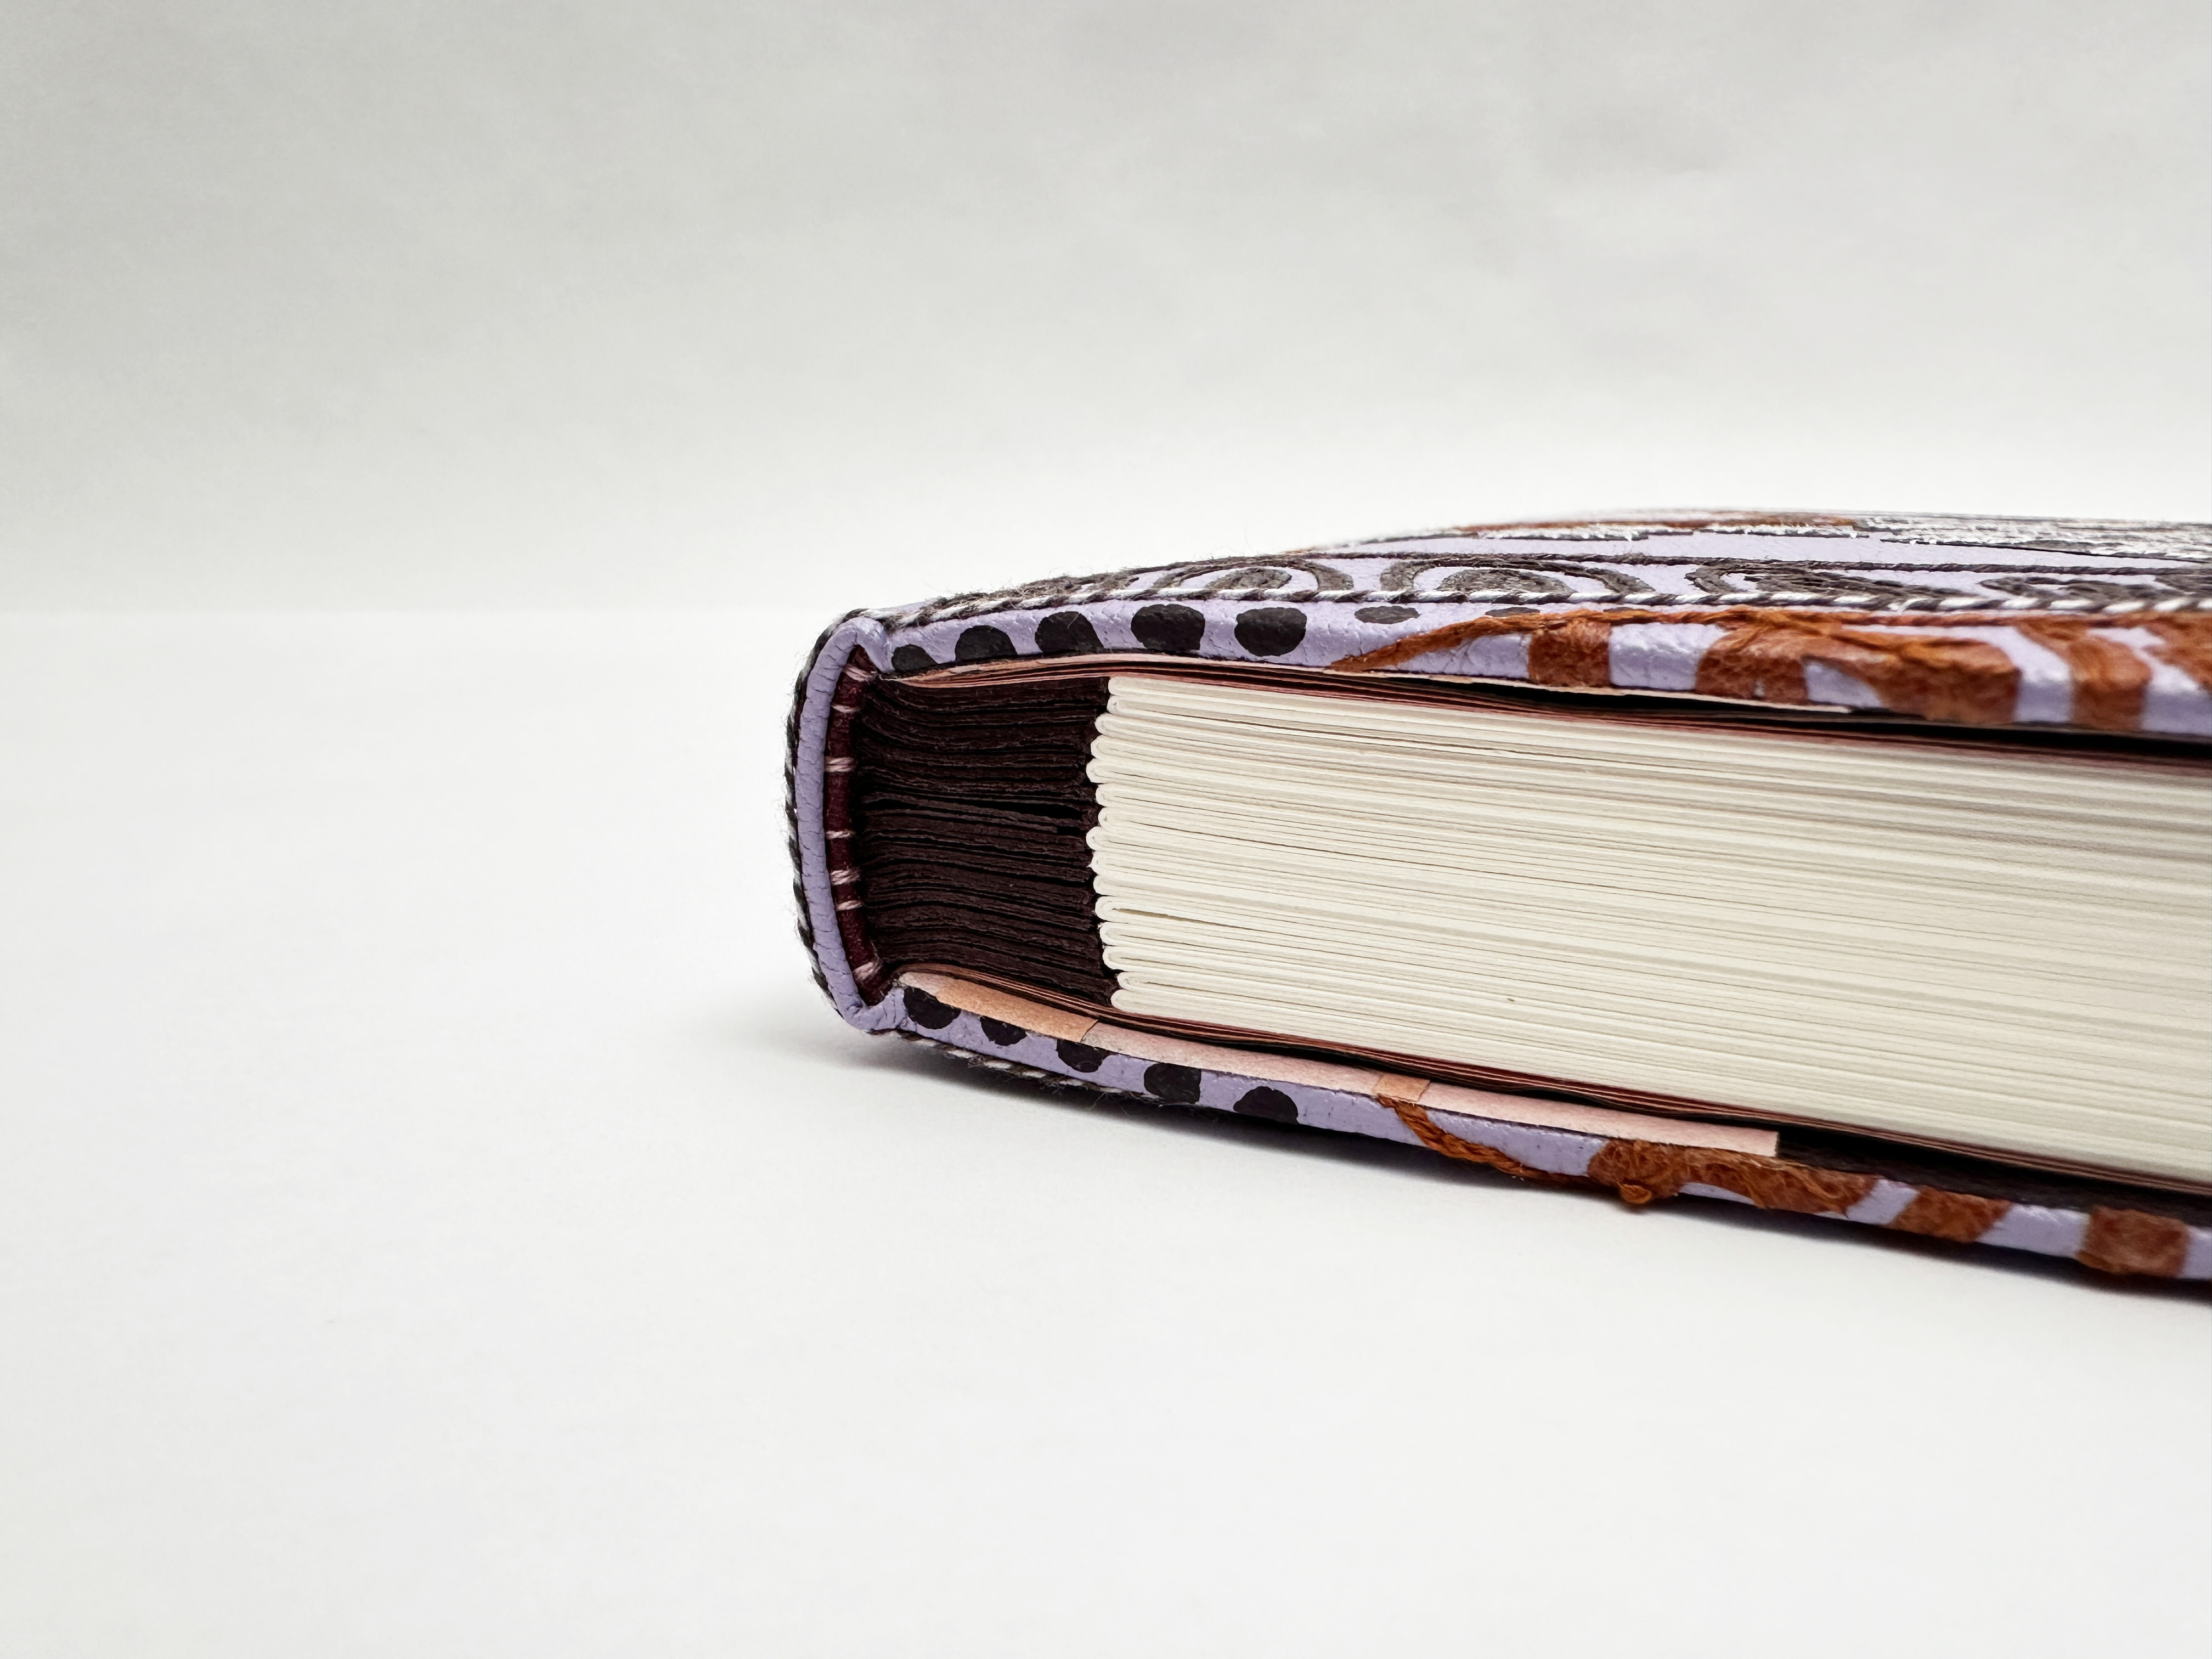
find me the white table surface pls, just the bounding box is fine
[3,611,2205,1658]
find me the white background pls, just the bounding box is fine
[3,0,2207,609]
[3,4,2208,1655]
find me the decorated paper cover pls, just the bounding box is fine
[787,512,2212,1279]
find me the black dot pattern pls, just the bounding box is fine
[902,987,958,1029]
[1056,1039,1108,1073]
[954,625,1017,663]
[1232,1086,1299,1123]
[890,644,938,674]
[1034,611,1104,656]
[1143,1063,1203,1104]
[895,998,1313,1126]
[1233,606,1307,657]
[1131,603,1206,654]
[1355,605,1419,624]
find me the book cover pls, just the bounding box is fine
[787,512,2212,1278]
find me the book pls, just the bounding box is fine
[788,511,2212,1278]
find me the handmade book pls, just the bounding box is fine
[787,511,2212,1279]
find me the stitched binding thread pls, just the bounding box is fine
[819,648,888,998]
[786,609,868,1005]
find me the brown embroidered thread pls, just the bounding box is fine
[2143,617,2212,696]
[2077,1207,2192,1277]
[1523,612,1615,687]
[1381,1099,1886,1217]
[911,1023,2205,1282]
[1887,1189,2012,1244]
[1586,1140,1878,1216]
[1695,621,2018,724]
[1378,1094,1578,1186]
[1149,1040,2196,1273]
[1341,1082,2190,1255]
[1330,607,2212,730]
[2013,618,2151,731]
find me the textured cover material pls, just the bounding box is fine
[787,512,2212,1279]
